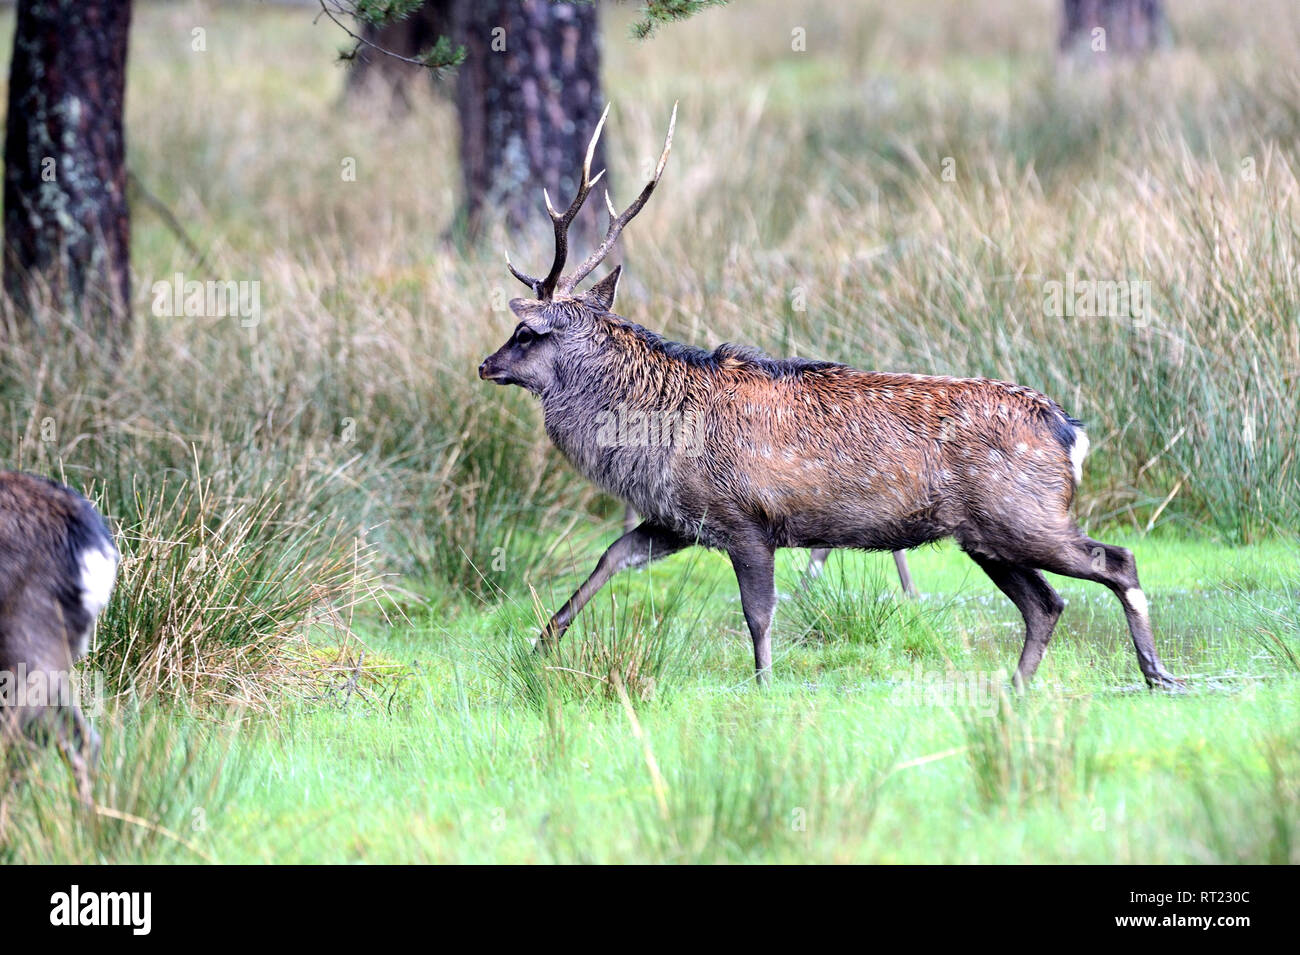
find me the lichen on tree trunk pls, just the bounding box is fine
[453,0,607,245]
[3,0,133,339]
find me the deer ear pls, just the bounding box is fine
[585,266,621,311]
[509,298,556,332]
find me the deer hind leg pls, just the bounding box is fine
[2,696,99,808]
[536,521,691,651]
[968,554,1064,690]
[622,505,640,534]
[40,676,100,808]
[0,702,97,812]
[56,704,99,807]
[804,549,915,596]
[1029,535,1181,689]
[892,551,917,597]
[801,548,831,590]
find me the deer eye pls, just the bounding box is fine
[514,326,536,347]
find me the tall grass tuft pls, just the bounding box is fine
[97,469,380,708]
[0,704,247,864]
[788,554,944,658]
[1231,555,1300,673]
[623,714,896,863]
[1190,731,1299,864]
[385,383,605,596]
[486,553,713,710]
[961,690,1096,810]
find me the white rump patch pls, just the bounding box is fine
[1125,587,1149,618]
[1069,428,1090,484]
[79,543,119,618]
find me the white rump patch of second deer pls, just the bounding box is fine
[1069,429,1090,484]
[77,543,119,656]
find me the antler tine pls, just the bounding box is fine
[505,251,544,298]
[532,103,611,299]
[558,102,677,296]
[505,103,611,299]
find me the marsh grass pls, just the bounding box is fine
[1190,732,1299,864]
[1233,558,1300,673]
[636,734,832,863]
[961,689,1097,810]
[97,472,382,708]
[0,704,246,864]
[487,551,716,710]
[787,554,948,663]
[0,0,1298,862]
[387,387,607,596]
[619,712,900,864]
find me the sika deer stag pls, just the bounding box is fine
[479,105,1179,689]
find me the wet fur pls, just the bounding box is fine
[481,272,1178,689]
[521,299,1083,560]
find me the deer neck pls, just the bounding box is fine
[538,320,696,513]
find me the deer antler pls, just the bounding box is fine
[506,103,677,301]
[557,103,676,296]
[505,103,609,301]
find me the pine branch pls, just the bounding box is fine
[630,0,730,40]
[316,1,465,73]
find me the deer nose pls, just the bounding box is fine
[478,360,490,380]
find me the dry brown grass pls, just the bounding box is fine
[0,0,1296,708]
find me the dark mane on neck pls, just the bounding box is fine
[600,315,843,380]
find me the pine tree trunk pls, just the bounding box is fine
[1060,0,1167,55]
[3,0,133,339]
[453,0,606,241]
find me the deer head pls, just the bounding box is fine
[478,104,676,396]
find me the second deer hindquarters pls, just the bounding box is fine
[0,471,118,804]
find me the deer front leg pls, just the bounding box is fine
[537,521,691,651]
[729,541,777,684]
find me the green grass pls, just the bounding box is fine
[2,0,1300,861]
[6,535,1298,863]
